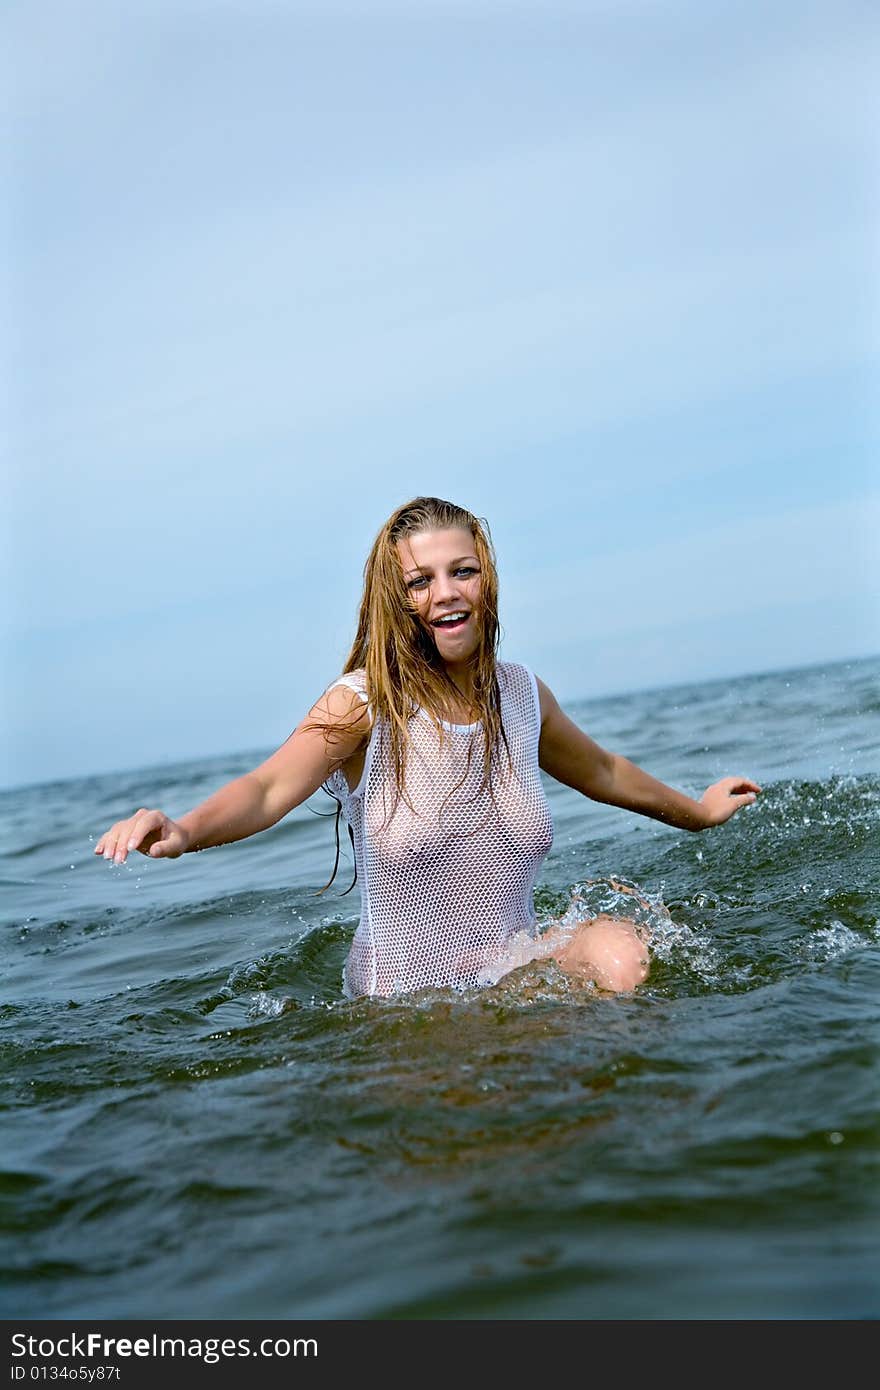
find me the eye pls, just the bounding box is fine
[455,567,478,578]
[406,575,429,590]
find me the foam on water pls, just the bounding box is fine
[798,919,879,963]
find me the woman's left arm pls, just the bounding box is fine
[536,677,760,832]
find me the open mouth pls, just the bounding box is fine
[431,611,470,631]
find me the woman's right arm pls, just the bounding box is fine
[94,684,370,865]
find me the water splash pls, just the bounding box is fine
[246,991,289,1020]
[796,919,877,963]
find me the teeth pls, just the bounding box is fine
[435,612,467,625]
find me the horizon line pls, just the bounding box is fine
[2,649,877,797]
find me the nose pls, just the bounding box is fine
[432,573,460,606]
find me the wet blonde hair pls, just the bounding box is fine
[344,495,509,793]
[316,496,511,891]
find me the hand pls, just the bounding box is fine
[94,809,190,864]
[699,777,761,827]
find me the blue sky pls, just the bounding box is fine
[3,0,878,787]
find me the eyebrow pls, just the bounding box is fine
[402,555,479,578]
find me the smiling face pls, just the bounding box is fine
[396,526,483,672]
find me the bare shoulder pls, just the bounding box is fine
[533,675,613,794]
[310,677,372,741]
[533,674,561,727]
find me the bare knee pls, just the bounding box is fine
[553,915,650,993]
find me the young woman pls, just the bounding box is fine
[95,497,760,998]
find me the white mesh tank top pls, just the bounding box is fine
[324,662,554,997]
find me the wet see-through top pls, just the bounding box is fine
[324,661,554,997]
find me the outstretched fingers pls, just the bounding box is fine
[732,790,758,811]
[727,777,762,796]
[701,776,762,825]
[95,809,165,864]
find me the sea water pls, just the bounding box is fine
[1,656,878,1319]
